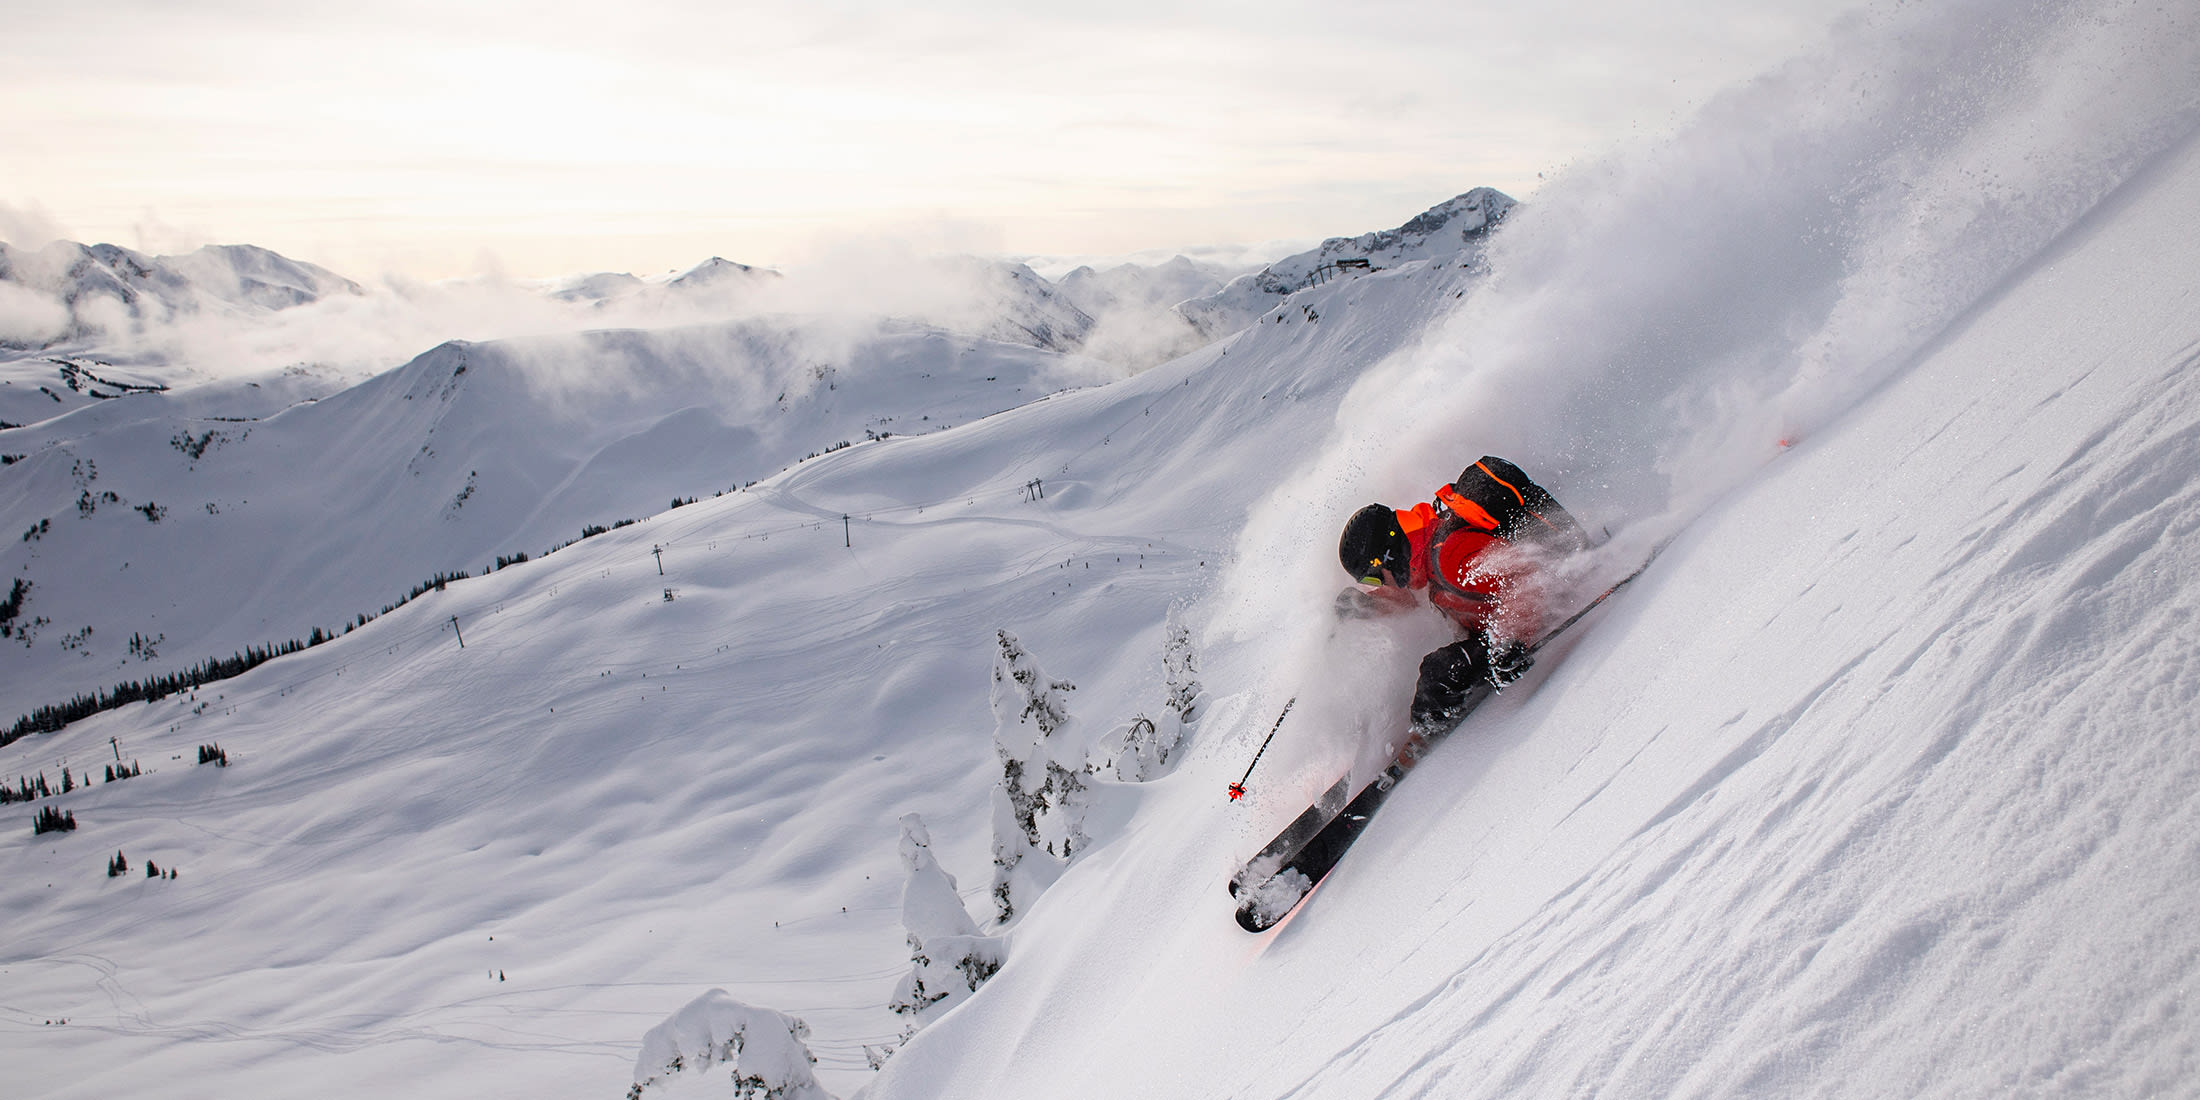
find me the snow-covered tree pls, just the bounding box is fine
[887,814,1004,1029]
[988,629,1093,924]
[1162,616,1202,728]
[631,989,831,1100]
[1094,615,1203,782]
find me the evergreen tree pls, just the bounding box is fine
[33,805,75,835]
[987,630,1093,923]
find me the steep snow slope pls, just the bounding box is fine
[875,124,2200,1100]
[0,236,1486,1097]
[866,1,2200,1096]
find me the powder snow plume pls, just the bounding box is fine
[1219,0,2200,641]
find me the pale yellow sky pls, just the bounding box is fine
[1,0,1855,281]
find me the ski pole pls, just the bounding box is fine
[1228,696,1296,801]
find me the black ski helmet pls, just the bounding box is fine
[1340,503,1410,585]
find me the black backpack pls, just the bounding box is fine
[1435,456,1587,551]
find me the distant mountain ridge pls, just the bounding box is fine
[2,192,1515,366]
[0,241,363,347]
[1174,188,1515,339]
[0,313,1112,708]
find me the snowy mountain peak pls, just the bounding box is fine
[1364,186,1514,255]
[1173,188,1515,339]
[917,256,1097,354]
[0,239,363,348]
[667,256,777,291]
[161,244,365,310]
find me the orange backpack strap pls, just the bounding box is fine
[1444,456,1589,550]
[1434,483,1502,532]
[1473,459,1529,506]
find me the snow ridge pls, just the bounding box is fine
[0,240,362,348]
[1174,188,1514,340]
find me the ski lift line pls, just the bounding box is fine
[644,368,1203,551]
[1051,388,1183,478]
[21,381,1190,742]
[47,492,1205,743]
[681,472,1052,544]
[638,476,1127,562]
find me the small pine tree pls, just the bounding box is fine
[145,860,160,878]
[107,850,128,877]
[33,805,76,835]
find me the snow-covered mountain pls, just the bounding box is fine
[1054,254,1233,318]
[0,316,1114,711]
[6,2,2199,1099]
[666,257,776,294]
[541,257,781,307]
[0,241,364,349]
[1174,188,1514,341]
[1054,255,1236,369]
[914,257,1096,354]
[0,208,1493,1096]
[530,255,1094,354]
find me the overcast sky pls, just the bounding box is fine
[1,0,1855,280]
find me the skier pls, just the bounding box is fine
[1336,456,1588,760]
[1229,460,1626,930]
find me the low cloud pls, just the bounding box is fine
[0,201,66,251]
[0,282,70,346]
[6,230,1239,404]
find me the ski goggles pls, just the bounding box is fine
[1358,543,1408,587]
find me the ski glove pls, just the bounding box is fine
[1333,586,1379,620]
[1486,641,1533,688]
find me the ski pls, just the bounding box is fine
[1231,682,1490,930]
[1230,538,1671,932]
[1226,773,1354,900]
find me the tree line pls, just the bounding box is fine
[4,638,313,745]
